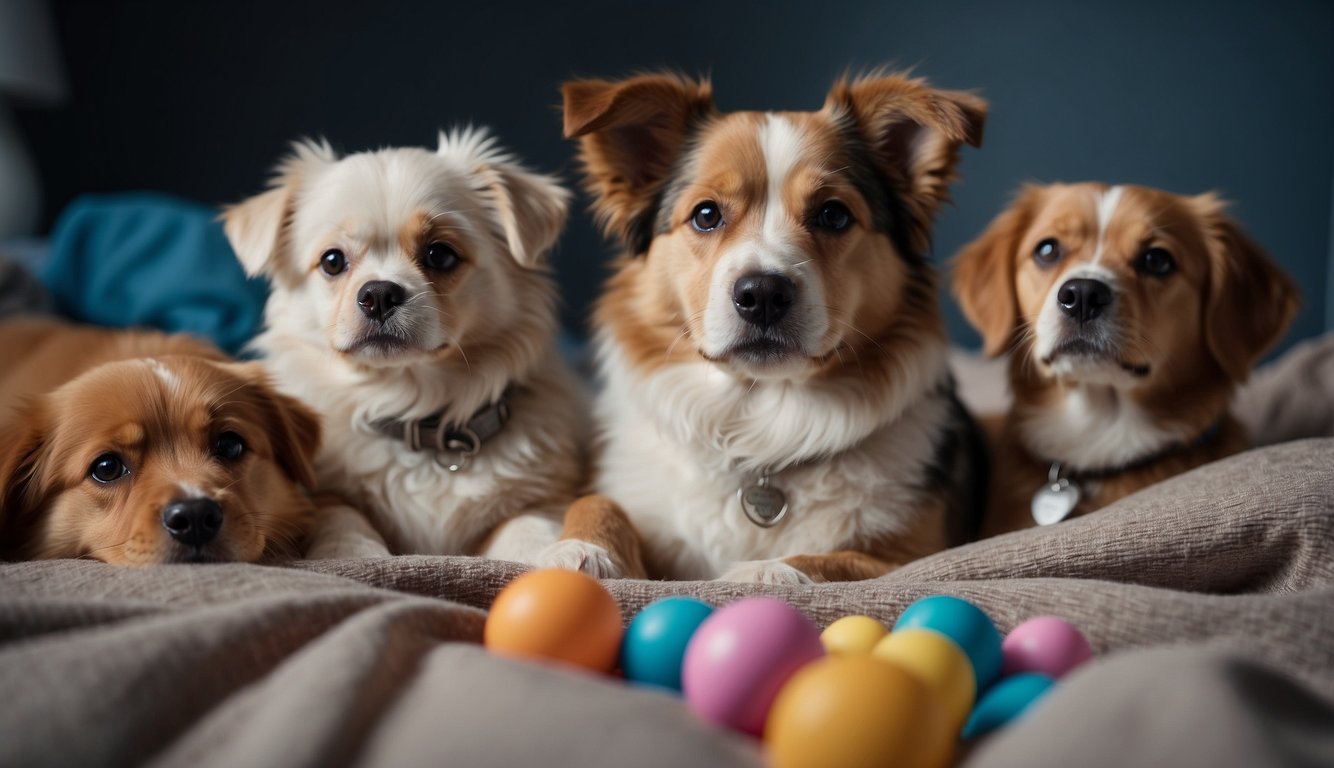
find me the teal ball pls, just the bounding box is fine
[962,672,1056,739]
[620,597,715,692]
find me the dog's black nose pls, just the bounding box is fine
[161,498,223,548]
[357,281,406,322]
[1056,278,1113,323]
[732,273,796,327]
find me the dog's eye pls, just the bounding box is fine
[1033,238,1063,266]
[320,249,347,276]
[1135,247,1176,277]
[815,201,852,232]
[691,201,723,232]
[89,453,129,484]
[424,242,461,273]
[213,432,246,461]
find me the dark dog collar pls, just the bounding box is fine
[1056,418,1224,481]
[371,388,512,472]
[1032,418,1224,526]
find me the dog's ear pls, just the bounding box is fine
[826,72,986,253]
[952,186,1041,357]
[442,129,570,269]
[221,139,336,285]
[563,73,715,252]
[0,402,52,556]
[223,363,322,490]
[1192,194,1300,382]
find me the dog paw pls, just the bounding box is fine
[305,504,393,559]
[533,539,623,579]
[718,559,815,585]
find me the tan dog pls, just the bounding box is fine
[0,319,321,564]
[953,183,1298,534]
[555,71,988,583]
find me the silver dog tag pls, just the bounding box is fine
[1032,478,1081,526]
[739,476,788,528]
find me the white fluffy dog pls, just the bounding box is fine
[224,130,594,565]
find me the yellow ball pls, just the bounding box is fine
[820,615,889,655]
[765,655,954,768]
[872,628,976,732]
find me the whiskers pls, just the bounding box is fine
[809,304,887,370]
[663,309,708,364]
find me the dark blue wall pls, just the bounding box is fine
[18,0,1333,351]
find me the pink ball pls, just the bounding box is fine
[682,597,825,736]
[1002,616,1092,679]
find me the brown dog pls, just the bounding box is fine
[0,319,321,564]
[953,183,1298,534]
[556,71,988,583]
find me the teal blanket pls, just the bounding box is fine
[41,193,267,355]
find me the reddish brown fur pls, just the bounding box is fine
[953,184,1299,535]
[564,72,986,580]
[0,319,321,564]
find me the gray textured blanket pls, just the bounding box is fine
[2,438,1332,767]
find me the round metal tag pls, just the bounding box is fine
[739,482,788,527]
[1031,478,1081,526]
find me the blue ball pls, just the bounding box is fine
[892,595,1003,691]
[620,596,715,692]
[962,672,1055,739]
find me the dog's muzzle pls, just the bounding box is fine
[1056,278,1113,325]
[161,497,223,548]
[732,272,796,328]
[358,280,407,323]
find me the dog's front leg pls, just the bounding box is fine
[530,495,648,579]
[479,512,562,566]
[720,550,898,584]
[304,498,392,559]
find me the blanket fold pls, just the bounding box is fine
[1,439,1332,767]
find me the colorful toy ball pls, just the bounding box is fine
[766,655,953,768]
[1001,616,1092,679]
[620,596,715,691]
[962,672,1055,739]
[872,628,976,732]
[483,568,623,674]
[819,615,888,656]
[893,596,1003,691]
[682,597,825,736]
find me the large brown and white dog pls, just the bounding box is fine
[953,183,1298,535]
[558,72,987,583]
[224,130,626,567]
[0,319,321,564]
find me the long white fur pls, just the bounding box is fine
[595,116,955,582]
[595,339,951,581]
[235,130,585,560]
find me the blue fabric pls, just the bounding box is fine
[41,193,267,355]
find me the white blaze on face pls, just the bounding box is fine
[699,114,829,368]
[174,483,210,500]
[1090,185,1124,266]
[1033,186,1125,370]
[147,358,179,393]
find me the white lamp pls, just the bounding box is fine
[0,0,66,238]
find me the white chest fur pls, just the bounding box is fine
[594,341,950,579]
[257,333,584,555]
[1018,385,1180,471]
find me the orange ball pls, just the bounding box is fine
[484,569,624,673]
[765,655,953,768]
